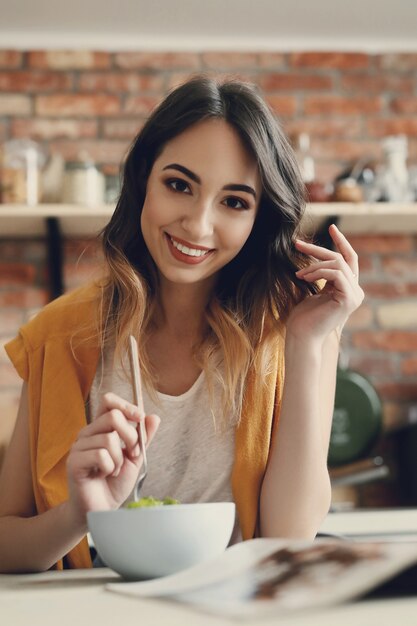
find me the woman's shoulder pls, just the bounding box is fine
[19,281,102,351]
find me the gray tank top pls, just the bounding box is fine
[87,347,242,546]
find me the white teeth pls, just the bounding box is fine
[170,237,210,257]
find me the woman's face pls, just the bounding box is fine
[140,119,261,289]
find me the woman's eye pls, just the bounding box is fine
[224,196,248,210]
[166,179,191,194]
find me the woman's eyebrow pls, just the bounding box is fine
[162,163,257,200]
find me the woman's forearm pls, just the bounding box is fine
[0,502,87,573]
[260,332,336,540]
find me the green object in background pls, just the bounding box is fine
[328,368,382,467]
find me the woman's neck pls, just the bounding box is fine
[155,277,215,340]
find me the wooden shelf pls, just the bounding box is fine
[0,202,416,237]
[303,203,417,234]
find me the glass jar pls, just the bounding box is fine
[61,157,105,206]
[1,139,46,205]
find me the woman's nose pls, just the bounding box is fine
[180,200,214,240]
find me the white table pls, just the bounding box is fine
[1,567,417,626]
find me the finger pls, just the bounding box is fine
[296,236,358,282]
[296,259,357,285]
[328,224,359,276]
[144,414,160,447]
[129,414,161,459]
[295,238,336,262]
[298,268,352,295]
[73,432,125,476]
[69,448,116,480]
[78,409,139,455]
[98,392,142,423]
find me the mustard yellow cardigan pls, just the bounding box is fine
[5,283,283,569]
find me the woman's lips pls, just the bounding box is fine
[165,233,215,265]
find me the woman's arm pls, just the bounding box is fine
[260,225,364,540]
[260,331,337,540]
[0,384,159,573]
[0,383,86,572]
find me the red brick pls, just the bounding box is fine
[375,382,417,402]
[0,71,72,92]
[0,241,45,262]
[0,95,31,116]
[0,120,7,141]
[341,74,413,94]
[0,264,36,286]
[285,118,362,139]
[64,239,102,261]
[382,256,417,277]
[290,52,369,70]
[114,52,200,70]
[358,256,374,273]
[36,94,120,117]
[364,283,417,298]
[0,51,22,68]
[202,52,258,69]
[352,330,417,352]
[311,139,381,161]
[78,72,164,93]
[12,118,98,140]
[344,304,373,329]
[346,235,413,254]
[50,140,127,165]
[366,117,417,137]
[166,71,199,90]
[123,96,160,116]
[265,95,297,117]
[260,73,332,91]
[402,358,417,375]
[0,289,48,308]
[258,53,287,68]
[390,97,417,115]
[304,96,382,115]
[376,54,417,72]
[348,355,398,378]
[28,51,111,69]
[102,119,143,139]
[312,161,345,184]
[168,70,260,92]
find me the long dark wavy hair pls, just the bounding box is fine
[99,76,317,422]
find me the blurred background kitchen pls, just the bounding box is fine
[1,0,417,512]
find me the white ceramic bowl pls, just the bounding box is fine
[87,502,235,580]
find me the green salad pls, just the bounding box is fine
[126,496,180,508]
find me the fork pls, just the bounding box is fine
[128,335,148,502]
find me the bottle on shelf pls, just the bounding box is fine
[292,132,330,202]
[372,135,414,202]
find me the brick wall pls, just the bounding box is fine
[1,49,417,505]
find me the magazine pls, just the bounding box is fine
[106,537,417,620]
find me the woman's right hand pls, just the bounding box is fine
[66,392,160,526]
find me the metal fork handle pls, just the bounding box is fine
[128,335,148,501]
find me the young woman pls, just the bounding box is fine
[0,77,364,572]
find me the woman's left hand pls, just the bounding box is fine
[286,224,364,342]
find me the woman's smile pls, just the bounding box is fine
[165,232,216,265]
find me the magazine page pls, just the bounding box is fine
[107,538,417,620]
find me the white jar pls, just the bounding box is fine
[62,159,105,206]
